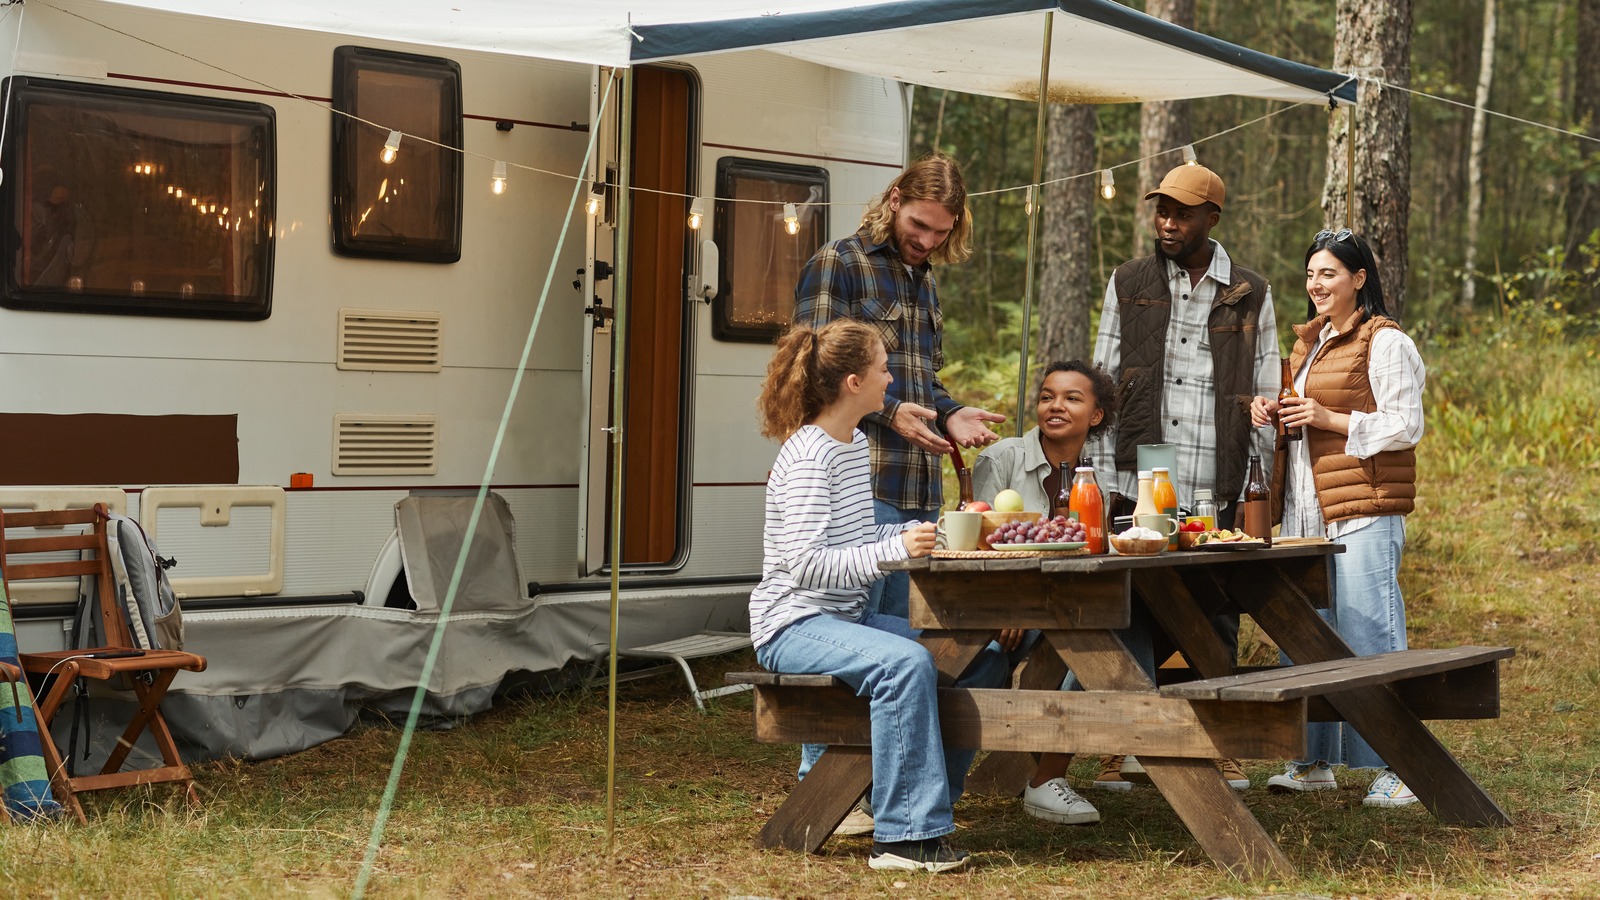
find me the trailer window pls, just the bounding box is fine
[712,158,828,342]
[332,47,462,263]
[0,77,275,319]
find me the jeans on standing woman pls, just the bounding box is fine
[1288,514,1409,769]
[759,610,1010,842]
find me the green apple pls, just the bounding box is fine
[993,489,1025,512]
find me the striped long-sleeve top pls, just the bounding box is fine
[749,424,910,648]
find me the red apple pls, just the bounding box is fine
[962,501,991,513]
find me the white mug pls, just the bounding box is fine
[1134,513,1180,538]
[935,511,982,552]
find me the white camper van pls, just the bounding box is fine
[0,0,1355,759]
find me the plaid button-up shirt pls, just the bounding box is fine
[793,225,963,512]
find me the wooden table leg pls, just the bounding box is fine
[757,746,873,853]
[917,629,996,685]
[1043,627,1295,880]
[964,636,1070,797]
[1133,569,1236,679]
[1229,566,1511,827]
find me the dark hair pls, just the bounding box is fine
[1037,360,1118,440]
[757,320,883,440]
[1304,230,1389,321]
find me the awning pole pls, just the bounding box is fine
[604,65,635,856]
[1013,10,1054,435]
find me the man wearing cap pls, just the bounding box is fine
[1083,163,1279,793]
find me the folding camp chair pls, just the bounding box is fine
[0,504,207,822]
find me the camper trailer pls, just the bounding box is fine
[0,0,1354,760]
[0,0,911,757]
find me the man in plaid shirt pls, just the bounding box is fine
[793,153,1006,618]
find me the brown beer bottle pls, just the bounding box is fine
[1277,359,1304,442]
[1053,460,1073,519]
[1243,454,1272,544]
[955,466,975,510]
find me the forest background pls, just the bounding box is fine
[917,0,1597,444]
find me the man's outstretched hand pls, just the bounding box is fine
[890,402,953,454]
[945,406,1006,448]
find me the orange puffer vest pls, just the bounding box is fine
[1288,310,1416,522]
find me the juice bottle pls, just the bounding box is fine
[1152,467,1179,549]
[1069,466,1106,554]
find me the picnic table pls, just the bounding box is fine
[730,543,1512,879]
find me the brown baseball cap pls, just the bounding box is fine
[1143,164,1226,210]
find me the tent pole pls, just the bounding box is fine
[1345,103,1356,228]
[1013,10,1054,436]
[604,66,635,856]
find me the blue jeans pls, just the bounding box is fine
[867,500,938,618]
[1290,515,1409,769]
[760,611,1010,842]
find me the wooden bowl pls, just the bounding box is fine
[979,510,1042,550]
[1177,531,1204,551]
[1110,535,1166,556]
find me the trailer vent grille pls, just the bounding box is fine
[337,308,442,371]
[333,415,439,476]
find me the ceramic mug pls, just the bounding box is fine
[1133,513,1180,538]
[935,511,983,552]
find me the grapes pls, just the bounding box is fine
[990,515,1087,545]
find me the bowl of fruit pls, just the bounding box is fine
[979,511,1045,549]
[983,514,1089,550]
[1177,519,1209,550]
[1109,525,1167,556]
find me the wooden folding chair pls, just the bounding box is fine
[0,503,207,823]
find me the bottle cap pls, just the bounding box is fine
[1137,469,1152,479]
[1194,488,1213,500]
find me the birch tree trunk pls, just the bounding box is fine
[1037,103,1098,373]
[1133,0,1195,259]
[1461,0,1497,310]
[1566,0,1600,312]
[1322,0,1414,322]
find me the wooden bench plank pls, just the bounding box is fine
[742,683,1306,760]
[1160,647,1514,701]
[1159,663,1504,720]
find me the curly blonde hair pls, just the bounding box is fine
[859,152,972,266]
[758,320,883,441]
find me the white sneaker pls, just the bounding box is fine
[1023,777,1100,825]
[1267,761,1337,793]
[833,802,875,836]
[1364,770,1419,808]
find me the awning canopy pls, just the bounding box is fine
[95,0,1355,105]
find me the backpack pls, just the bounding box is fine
[92,512,184,651]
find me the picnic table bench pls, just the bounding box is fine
[730,543,1513,879]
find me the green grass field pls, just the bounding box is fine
[2,314,1596,898]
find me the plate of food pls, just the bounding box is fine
[1188,529,1268,551]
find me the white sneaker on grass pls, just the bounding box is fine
[1022,777,1100,825]
[1267,761,1337,792]
[1363,770,1419,808]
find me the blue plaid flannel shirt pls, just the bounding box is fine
[793,225,963,512]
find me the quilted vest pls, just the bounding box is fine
[1288,310,1417,521]
[1111,254,1268,501]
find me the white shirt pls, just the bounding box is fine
[1085,241,1280,508]
[1280,321,1426,540]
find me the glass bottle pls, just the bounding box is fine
[1277,359,1304,442]
[1192,488,1218,531]
[1151,467,1179,549]
[1069,465,1106,554]
[1132,469,1157,517]
[1053,460,1074,519]
[1243,454,1272,543]
[955,466,975,510]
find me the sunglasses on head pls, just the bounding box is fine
[1315,228,1354,243]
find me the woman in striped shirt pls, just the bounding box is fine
[751,320,1004,874]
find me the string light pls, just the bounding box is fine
[687,196,704,231]
[491,160,507,195]
[585,182,604,216]
[380,130,401,164]
[783,202,799,235]
[1182,144,1198,165]
[1099,169,1116,201]
[1024,184,1035,216]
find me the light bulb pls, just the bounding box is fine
[1024,184,1035,216]
[1182,144,1198,166]
[380,130,401,164]
[688,196,705,231]
[783,202,799,236]
[1099,169,1117,201]
[586,182,604,216]
[491,160,507,195]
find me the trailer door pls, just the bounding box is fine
[579,65,697,575]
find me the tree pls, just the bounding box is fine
[1037,103,1098,375]
[1322,0,1414,322]
[1460,0,1497,310]
[1133,0,1195,259]
[1566,0,1600,312]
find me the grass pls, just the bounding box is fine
[4,315,1598,898]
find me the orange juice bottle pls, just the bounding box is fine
[1069,465,1106,554]
[1152,467,1179,549]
